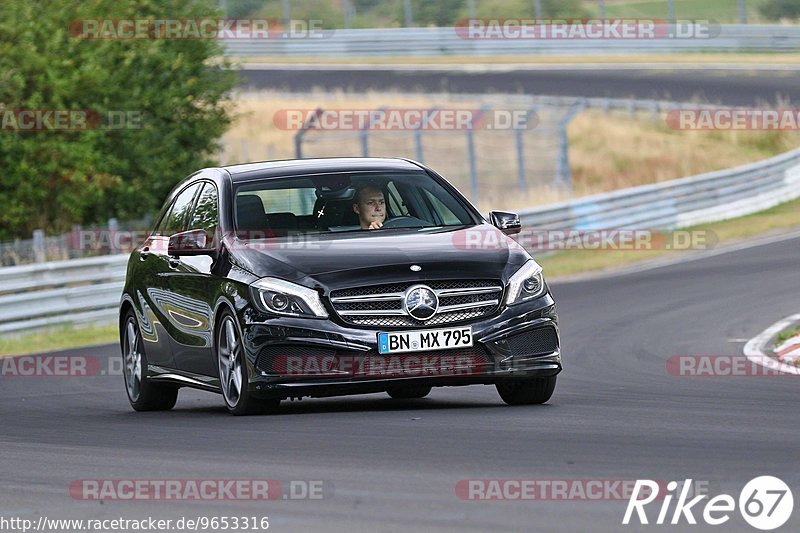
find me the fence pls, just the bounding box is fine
[293,94,712,206]
[0,254,128,334]
[223,24,800,57]
[294,103,574,204]
[0,216,151,267]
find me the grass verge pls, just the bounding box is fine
[0,323,118,358]
[776,328,800,346]
[539,195,800,278]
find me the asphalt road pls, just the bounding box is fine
[238,67,800,106]
[1,234,798,532]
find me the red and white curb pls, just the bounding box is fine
[744,313,800,375]
[775,333,800,364]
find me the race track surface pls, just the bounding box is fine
[238,67,800,106]
[1,235,798,531]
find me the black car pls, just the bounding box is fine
[119,158,561,415]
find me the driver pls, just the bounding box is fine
[352,184,386,230]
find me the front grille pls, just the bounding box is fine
[329,279,504,328]
[506,327,559,356]
[256,343,493,377]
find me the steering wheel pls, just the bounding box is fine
[380,216,430,229]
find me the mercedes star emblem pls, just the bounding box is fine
[403,285,438,321]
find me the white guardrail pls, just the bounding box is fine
[223,24,800,57]
[2,145,799,335]
[518,146,800,230]
[0,255,129,335]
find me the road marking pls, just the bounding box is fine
[743,313,800,376]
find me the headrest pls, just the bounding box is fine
[236,195,266,231]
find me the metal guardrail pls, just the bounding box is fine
[517,147,800,230]
[224,24,800,57]
[0,255,128,335]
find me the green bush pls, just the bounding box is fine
[0,0,237,240]
[760,0,800,19]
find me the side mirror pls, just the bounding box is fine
[489,211,522,235]
[168,229,216,257]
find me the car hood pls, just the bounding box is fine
[228,224,531,289]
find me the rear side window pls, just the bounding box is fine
[188,182,219,235]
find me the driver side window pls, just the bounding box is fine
[157,183,201,237]
[188,183,219,235]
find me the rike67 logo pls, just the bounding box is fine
[623,477,793,530]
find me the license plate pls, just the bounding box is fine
[378,326,473,355]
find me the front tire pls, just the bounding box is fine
[121,310,178,411]
[496,376,557,405]
[217,310,279,416]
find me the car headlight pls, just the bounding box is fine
[250,278,328,319]
[505,260,547,306]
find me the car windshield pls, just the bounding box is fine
[233,171,475,237]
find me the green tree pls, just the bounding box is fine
[760,0,800,19]
[471,0,590,19]
[402,0,590,26]
[408,0,465,26]
[0,0,237,240]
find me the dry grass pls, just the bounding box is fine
[569,109,800,192]
[221,90,444,164]
[222,91,800,212]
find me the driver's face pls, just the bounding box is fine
[354,188,386,228]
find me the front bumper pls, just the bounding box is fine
[240,294,561,399]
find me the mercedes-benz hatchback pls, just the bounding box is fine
[119,158,561,415]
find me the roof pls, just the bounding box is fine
[222,157,423,181]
